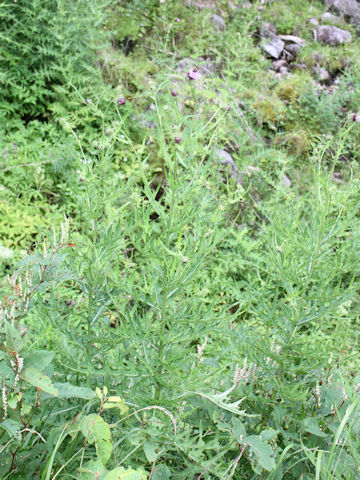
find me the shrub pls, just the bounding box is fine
[0,0,106,121]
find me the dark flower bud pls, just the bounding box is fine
[118,97,126,105]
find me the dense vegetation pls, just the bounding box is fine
[0,0,359,478]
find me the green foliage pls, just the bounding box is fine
[1,0,360,478]
[0,0,105,120]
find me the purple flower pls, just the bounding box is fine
[85,98,91,104]
[258,5,263,10]
[176,17,180,22]
[171,90,177,97]
[187,68,201,81]
[175,137,182,144]
[118,97,126,105]
[352,113,360,122]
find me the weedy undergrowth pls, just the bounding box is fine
[1,85,360,479]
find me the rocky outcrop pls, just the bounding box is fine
[324,0,360,28]
[317,25,352,44]
[260,23,285,59]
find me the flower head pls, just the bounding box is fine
[118,97,126,105]
[175,136,182,144]
[352,113,360,122]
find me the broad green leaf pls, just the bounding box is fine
[104,467,146,480]
[245,435,276,471]
[231,417,246,440]
[103,396,128,415]
[1,419,21,440]
[301,418,328,438]
[23,351,54,372]
[0,361,13,382]
[78,459,107,480]
[152,464,171,480]
[260,428,278,441]
[5,322,23,352]
[22,368,58,396]
[20,403,32,416]
[79,414,112,466]
[7,394,19,409]
[143,440,159,462]
[53,383,95,399]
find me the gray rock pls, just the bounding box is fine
[263,36,285,58]
[216,149,243,184]
[272,59,287,71]
[278,34,306,46]
[292,63,307,70]
[321,11,341,23]
[314,66,331,81]
[260,23,285,59]
[309,17,320,26]
[281,174,292,188]
[286,43,301,56]
[260,22,277,36]
[176,57,216,77]
[279,66,290,76]
[210,13,226,31]
[324,0,360,28]
[317,25,352,44]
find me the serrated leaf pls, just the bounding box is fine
[245,435,276,471]
[22,368,58,396]
[79,414,112,466]
[190,386,253,416]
